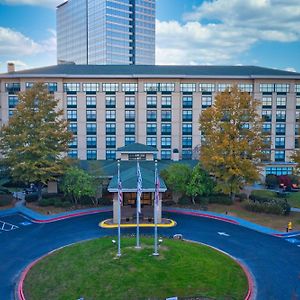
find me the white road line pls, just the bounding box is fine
[218,232,230,237]
[0,220,19,232]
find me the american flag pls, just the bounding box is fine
[155,166,160,207]
[137,161,142,213]
[118,178,122,205]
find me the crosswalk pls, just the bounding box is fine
[0,220,19,232]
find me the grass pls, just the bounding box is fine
[24,237,248,300]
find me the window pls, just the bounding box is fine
[276,124,285,135]
[45,82,57,93]
[68,150,78,159]
[180,83,196,92]
[182,150,192,160]
[296,84,300,93]
[144,83,159,92]
[106,110,116,121]
[266,167,292,175]
[260,84,274,93]
[262,110,272,122]
[262,123,271,134]
[82,83,99,92]
[275,150,285,162]
[295,138,299,149]
[161,150,171,160]
[86,110,96,121]
[106,96,116,108]
[276,110,286,122]
[182,96,193,108]
[146,137,157,147]
[9,110,14,118]
[125,96,135,108]
[5,83,20,94]
[68,123,77,135]
[161,137,171,148]
[147,110,157,122]
[102,83,118,92]
[106,123,116,135]
[275,137,285,148]
[182,136,192,148]
[263,136,271,148]
[182,123,192,135]
[68,137,77,148]
[106,136,116,148]
[295,123,300,135]
[87,137,97,148]
[147,96,157,108]
[275,84,289,93]
[161,110,171,122]
[147,123,156,135]
[106,150,116,160]
[122,83,138,92]
[8,96,18,108]
[160,83,175,92]
[161,123,171,135]
[86,123,97,135]
[202,96,212,108]
[218,83,232,92]
[296,111,300,121]
[125,123,135,135]
[63,83,80,93]
[25,82,33,89]
[161,96,171,108]
[199,83,215,92]
[296,97,300,109]
[67,110,77,121]
[182,110,192,122]
[87,150,97,160]
[276,97,286,108]
[238,84,253,93]
[261,150,271,162]
[86,96,96,108]
[262,97,272,108]
[125,136,135,146]
[125,110,135,121]
[67,96,77,108]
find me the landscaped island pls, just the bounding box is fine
[24,237,248,300]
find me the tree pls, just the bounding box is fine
[199,85,264,201]
[61,167,97,206]
[0,83,72,200]
[186,164,215,205]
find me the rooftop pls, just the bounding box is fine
[117,143,158,153]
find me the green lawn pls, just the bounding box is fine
[24,237,248,300]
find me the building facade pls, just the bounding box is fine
[1,64,300,177]
[57,0,155,65]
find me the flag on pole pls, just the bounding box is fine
[155,166,160,207]
[118,177,122,205]
[137,161,142,213]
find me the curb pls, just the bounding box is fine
[99,218,177,228]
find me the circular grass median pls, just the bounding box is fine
[24,237,248,300]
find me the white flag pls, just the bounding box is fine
[137,161,142,213]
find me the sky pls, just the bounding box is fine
[0,0,299,73]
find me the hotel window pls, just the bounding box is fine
[68,123,77,135]
[296,84,300,93]
[259,84,274,93]
[276,110,286,122]
[182,96,193,108]
[276,97,286,108]
[8,96,18,108]
[68,150,78,159]
[182,123,192,135]
[146,137,157,147]
[296,97,300,109]
[45,82,57,93]
[82,83,99,93]
[87,150,97,160]
[87,137,97,148]
[275,137,285,149]
[238,84,253,93]
[125,136,135,146]
[106,150,116,160]
[106,136,116,148]
[275,84,289,93]
[161,150,171,160]
[106,123,116,135]
[161,123,171,135]
[25,82,34,89]
[182,136,192,148]
[102,83,118,92]
[106,110,116,121]
[63,83,80,93]
[202,96,212,108]
[125,123,135,135]
[182,150,192,160]
[86,96,96,108]
[161,96,171,108]
[275,150,285,162]
[106,96,116,108]
[262,97,272,108]
[199,83,215,92]
[296,111,300,121]
[160,83,175,92]
[147,96,157,108]
[276,124,285,135]
[5,83,20,94]
[86,110,96,121]
[122,83,138,92]
[266,167,292,175]
[86,123,97,135]
[9,110,14,118]
[147,123,157,135]
[295,138,299,149]
[263,123,272,134]
[147,110,157,122]
[182,110,192,122]
[263,136,271,148]
[68,137,77,148]
[261,150,271,162]
[161,137,171,148]
[125,96,135,108]
[67,96,77,108]
[144,83,159,92]
[125,110,135,121]
[295,124,300,135]
[218,83,232,92]
[67,110,77,121]
[161,110,171,122]
[180,83,196,93]
[262,110,272,122]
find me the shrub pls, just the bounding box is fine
[99,198,112,206]
[25,193,39,202]
[38,198,55,207]
[265,174,279,188]
[244,199,290,215]
[208,194,233,205]
[163,200,176,206]
[178,196,191,205]
[0,196,12,206]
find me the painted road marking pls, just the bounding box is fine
[20,222,32,226]
[0,220,19,232]
[218,232,230,237]
[286,238,300,244]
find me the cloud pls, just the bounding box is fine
[0,0,61,8]
[284,67,296,72]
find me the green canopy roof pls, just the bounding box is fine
[117,143,158,153]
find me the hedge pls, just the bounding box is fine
[244,199,290,215]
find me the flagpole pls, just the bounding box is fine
[117,159,121,257]
[136,159,141,249]
[153,159,159,256]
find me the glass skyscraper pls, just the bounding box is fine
[57,0,155,65]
